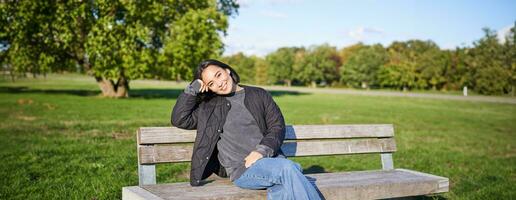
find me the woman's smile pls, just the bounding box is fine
[222,81,227,91]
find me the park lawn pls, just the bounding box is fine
[0,74,514,199]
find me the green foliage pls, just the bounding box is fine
[0,0,238,96]
[463,28,512,95]
[220,52,256,83]
[161,5,228,81]
[294,44,340,87]
[266,47,300,85]
[253,56,268,85]
[340,44,387,88]
[0,2,513,96]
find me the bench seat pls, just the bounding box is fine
[123,168,449,200]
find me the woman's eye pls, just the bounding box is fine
[217,73,220,77]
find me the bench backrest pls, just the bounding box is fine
[136,124,396,186]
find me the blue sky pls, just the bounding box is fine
[222,0,516,56]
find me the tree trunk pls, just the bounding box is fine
[286,79,291,87]
[311,81,316,88]
[95,76,130,98]
[96,76,117,97]
[115,76,129,98]
[10,70,15,82]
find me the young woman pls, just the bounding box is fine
[171,59,321,199]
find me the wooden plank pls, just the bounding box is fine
[138,127,196,145]
[122,186,163,200]
[282,138,397,157]
[285,124,394,140]
[138,124,394,144]
[139,138,397,164]
[396,168,450,193]
[139,144,193,164]
[135,169,448,200]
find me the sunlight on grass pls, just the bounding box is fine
[0,74,514,199]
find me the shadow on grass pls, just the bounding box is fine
[303,165,328,174]
[383,196,447,200]
[0,86,98,96]
[0,86,307,99]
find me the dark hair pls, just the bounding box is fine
[194,59,240,84]
[193,59,240,101]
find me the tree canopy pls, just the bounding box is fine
[0,0,239,97]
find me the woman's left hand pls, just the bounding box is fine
[244,151,263,168]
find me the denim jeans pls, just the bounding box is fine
[233,157,322,200]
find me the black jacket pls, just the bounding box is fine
[171,85,286,186]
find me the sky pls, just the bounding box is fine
[222,0,516,56]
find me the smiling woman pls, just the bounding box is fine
[171,59,322,199]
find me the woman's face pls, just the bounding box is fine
[201,65,234,95]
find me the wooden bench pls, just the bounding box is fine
[122,124,449,200]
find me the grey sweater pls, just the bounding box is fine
[217,88,266,181]
[184,82,277,181]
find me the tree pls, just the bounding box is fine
[378,41,421,90]
[266,47,300,86]
[465,28,509,95]
[408,40,446,90]
[442,48,469,91]
[503,22,516,96]
[0,1,63,79]
[340,44,387,89]
[294,44,340,87]
[0,0,239,97]
[338,43,365,67]
[220,52,255,83]
[253,56,268,85]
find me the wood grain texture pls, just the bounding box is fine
[139,138,397,164]
[137,124,394,144]
[122,186,163,200]
[136,169,448,200]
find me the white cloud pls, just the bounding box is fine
[347,27,385,41]
[223,41,277,57]
[497,24,513,43]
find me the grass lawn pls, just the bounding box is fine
[0,74,514,199]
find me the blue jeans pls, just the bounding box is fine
[233,157,322,200]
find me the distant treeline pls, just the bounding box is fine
[221,26,515,95]
[1,0,514,97]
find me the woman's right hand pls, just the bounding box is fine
[196,79,209,93]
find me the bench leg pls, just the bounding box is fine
[138,164,156,186]
[381,153,394,170]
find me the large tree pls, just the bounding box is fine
[294,44,340,87]
[220,52,255,83]
[340,44,387,89]
[0,0,238,97]
[266,47,301,86]
[465,28,510,95]
[503,23,516,96]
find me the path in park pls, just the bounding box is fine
[261,85,516,105]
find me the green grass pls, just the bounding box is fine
[0,74,514,199]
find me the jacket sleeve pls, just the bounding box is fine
[255,89,286,157]
[171,82,202,130]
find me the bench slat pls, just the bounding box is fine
[139,138,396,164]
[138,124,394,145]
[125,169,448,200]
